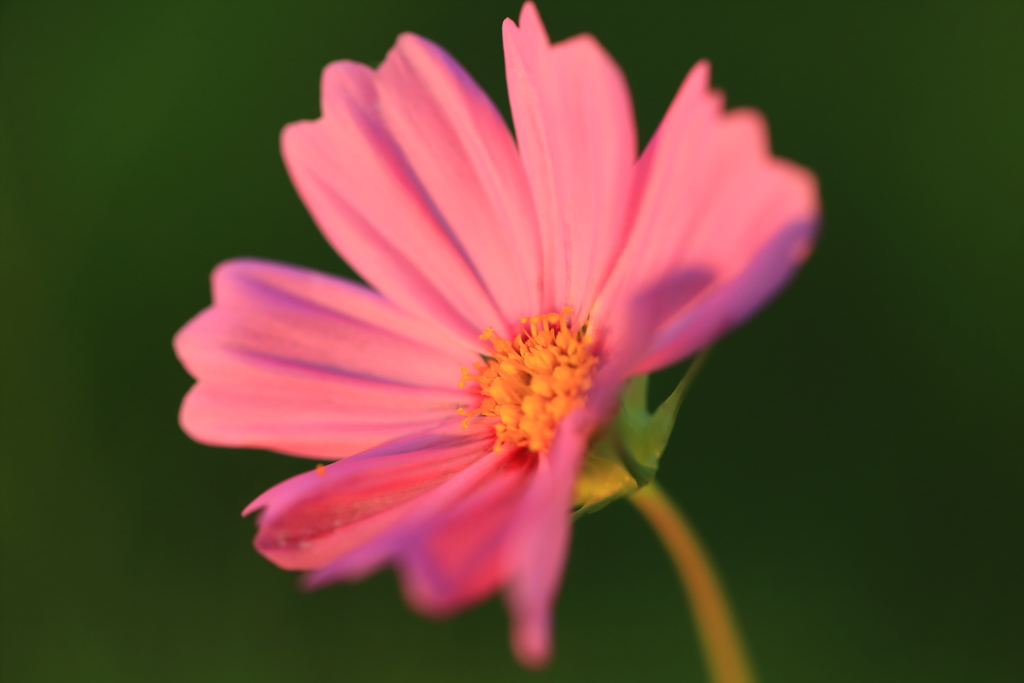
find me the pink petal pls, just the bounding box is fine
[300,440,525,585]
[637,218,817,373]
[302,406,595,670]
[599,60,819,372]
[174,258,478,460]
[496,322,696,667]
[375,33,542,322]
[244,421,498,571]
[597,269,714,378]
[503,1,636,321]
[504,407,594,668]
[396,454,536,617]
[282,53,531,340]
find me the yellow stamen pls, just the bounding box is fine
[459,308,597,453]
[315,463,326,477]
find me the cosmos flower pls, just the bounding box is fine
[173,1,818,668]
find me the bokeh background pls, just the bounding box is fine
[2,1,1022,681]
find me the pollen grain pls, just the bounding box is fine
[459,308,597,453]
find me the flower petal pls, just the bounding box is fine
[395,455,536,618]
[302,406,594,670]
[282,59,512,340]
[599,60,819,371]
[300,439,524,585]
[503,1,636,320]
[503,407,594,669]
[495,313,701,667]
[637,219,817,373]
[375,33,542,322]
[174,258,477,460]
[244,421,498,571]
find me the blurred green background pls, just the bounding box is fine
[2,1,1022,681]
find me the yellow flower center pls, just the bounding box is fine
[459,309,597,453]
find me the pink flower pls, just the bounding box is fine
[173,1,818,668]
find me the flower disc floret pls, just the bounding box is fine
[460,309,597,453]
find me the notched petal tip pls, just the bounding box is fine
[241,495,267,519]
[517,1,549,41]
[501,15,518,36]
[688,57,712,86]
[510,613,553,669]
[298,568,333,593]
[175,382,222,446]
[279,118,314,152]
[503,1,551,60]
[387,31,452,72]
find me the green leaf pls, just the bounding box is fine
[572,350,710,519]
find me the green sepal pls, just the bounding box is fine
[572,351,709,519]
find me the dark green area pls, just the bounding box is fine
[2,1,1021,681]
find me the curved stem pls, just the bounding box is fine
[630,482,755,683]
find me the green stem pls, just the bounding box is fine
[630,482,755,683]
